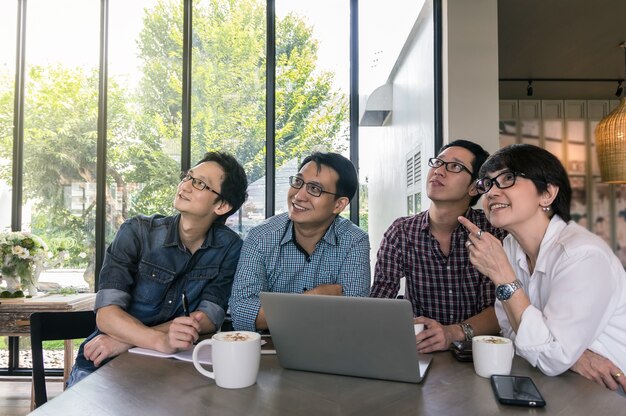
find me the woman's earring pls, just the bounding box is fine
[542,205,551,212]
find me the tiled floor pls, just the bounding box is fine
[0,377,63,416]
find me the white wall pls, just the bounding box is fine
[363,0,500,278]
[443,0,500,154]
[361,1,435,271]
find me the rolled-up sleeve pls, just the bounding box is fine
[95,220,143,310]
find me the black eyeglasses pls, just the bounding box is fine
[289,176,341,198]
[475,171,529,194]
[180,172,222,197]
[428,157,473,175]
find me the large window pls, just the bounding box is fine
[20,0,99,291]
[0,0,17,231]
[1,0,362,293]
[192,0,267,233]
[274,1,350,215]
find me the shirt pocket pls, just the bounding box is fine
[134,262,176,305]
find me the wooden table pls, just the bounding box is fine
[0,293,95,376]
[30,348,625,415]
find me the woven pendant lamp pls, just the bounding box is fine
[595,42,626,183]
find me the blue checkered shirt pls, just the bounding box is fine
[229,213,371,331]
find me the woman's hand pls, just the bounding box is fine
[571,349,626,391]
[458,216,515,285]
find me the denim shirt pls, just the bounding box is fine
[72,213,242,375]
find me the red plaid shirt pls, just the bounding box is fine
[370,208,507,325]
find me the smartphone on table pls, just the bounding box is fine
[490,375,546,407]
[450,340,473,362]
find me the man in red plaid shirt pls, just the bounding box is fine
[370,140,507,352]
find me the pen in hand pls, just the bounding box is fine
[182,291,190,317]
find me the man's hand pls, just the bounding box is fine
[304,284,342,296]
[413,317,463,353]
[571,349,626,391]
[162,311,203,352]
[84,334,132,367]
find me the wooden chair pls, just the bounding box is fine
[29,311,96,409]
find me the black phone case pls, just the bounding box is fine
[490,375,547,407]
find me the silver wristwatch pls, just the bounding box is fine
[495,279,523,301]
[459,322,474,341]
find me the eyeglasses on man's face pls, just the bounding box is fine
[180,172,222,197]
[289,176,340,198]
[428,157,473,176]
[475,171,528,194]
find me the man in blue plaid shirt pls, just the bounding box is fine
[371,140,507,353]
[230,152,370,331]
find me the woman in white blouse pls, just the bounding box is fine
[459,144,626,394]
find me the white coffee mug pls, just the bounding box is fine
[192,331,261,389]
[472,335,515,378]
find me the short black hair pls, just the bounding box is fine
[479,144,572,222]
[298,152,358,200]
[438,139,490,206]
[194,151,248,224]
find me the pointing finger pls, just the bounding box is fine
[458,216,480,234]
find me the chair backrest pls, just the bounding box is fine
[30,311,96,409]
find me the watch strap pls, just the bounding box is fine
[459,322,474,341]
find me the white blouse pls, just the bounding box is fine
[496,215,626,376]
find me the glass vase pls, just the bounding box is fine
[3,273,21,292]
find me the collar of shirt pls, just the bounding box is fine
[420,207,474,236]
[162,213,223,250]
[536,215,566,273]
[279,216,339,248]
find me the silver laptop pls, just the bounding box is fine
[260,292,432,383]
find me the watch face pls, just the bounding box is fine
[496,284,513,301]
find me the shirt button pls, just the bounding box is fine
[447,266,451,270]
[449,290,453,294]
[450,314,454,319]
[168,300,172,304]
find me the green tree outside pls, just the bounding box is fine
[0,0,349,281]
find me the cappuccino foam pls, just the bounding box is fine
[476,336,508,344]
[219,332,254,342]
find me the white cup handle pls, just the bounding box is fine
[192,339,215,380]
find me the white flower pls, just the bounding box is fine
[1,231,60,288]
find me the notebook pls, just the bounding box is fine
[260,292,432,383]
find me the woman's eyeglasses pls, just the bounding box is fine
[475,171,528,194]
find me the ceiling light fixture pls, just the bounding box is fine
[595,41,626,183]
[526,80,533,97]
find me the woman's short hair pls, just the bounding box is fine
[479,144,572,222]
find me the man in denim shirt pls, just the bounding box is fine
[68,152,248,386]
[230,152,370,332]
